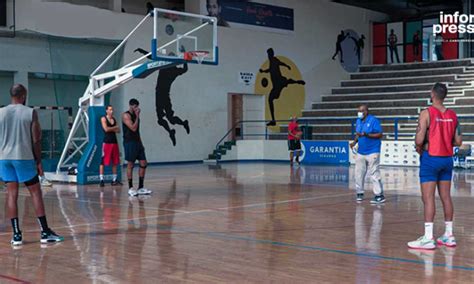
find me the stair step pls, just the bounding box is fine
[341,74,456,87]
[219,145,231,151]
[303,105,474,117]
[208,154,221,160]
[274,59,474,142]
[359,59,472,72]
[213,149,226,155]
[321,90,473,102]
[332,82,458,95]
[313,97,474,109]
[350,66,467,80]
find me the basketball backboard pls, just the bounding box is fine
[151,8,218,65]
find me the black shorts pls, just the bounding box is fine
[288,140,301,152]
[123,141,147,162]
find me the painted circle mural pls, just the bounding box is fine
[333,29,365,72]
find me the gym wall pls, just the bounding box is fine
[3,0,388,163]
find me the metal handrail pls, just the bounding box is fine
[213,116,474,162]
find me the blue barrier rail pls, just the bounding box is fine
[214,116,474,161]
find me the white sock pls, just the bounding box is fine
[112,174,117,182]
[424,222,433,239]
[445,221,453,236]
[99,174,104,181]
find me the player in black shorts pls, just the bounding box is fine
[287,117,302,166]
[122,99,152,196]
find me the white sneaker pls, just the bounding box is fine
[408,248,435,260]
[40,177,53,187]
[128,188,138,196]
[407,236,436,250]
[437,234,457,247]
[137,195,152,201]
[137,188,152,195]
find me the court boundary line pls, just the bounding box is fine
[156,224,474,272]
[0,274,31,284]
[0,192,354,236]
[0,190,472,273]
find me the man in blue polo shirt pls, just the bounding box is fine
[350,104,385,204]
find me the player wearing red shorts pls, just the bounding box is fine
[99,105,121,187]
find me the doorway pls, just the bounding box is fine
[228,94,243,140]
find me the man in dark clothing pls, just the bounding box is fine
[413,30,421,59]
[122,99,152,197]
[388,29,400,63]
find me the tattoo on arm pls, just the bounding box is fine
[457,122,462,135]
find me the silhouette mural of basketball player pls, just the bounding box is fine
[350,34,365,65]
[259,48,305,126]
[134,48,190,146]
[332,30,350,63]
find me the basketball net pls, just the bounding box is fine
[184,51,209,64]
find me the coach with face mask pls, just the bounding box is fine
[349,104,385,204]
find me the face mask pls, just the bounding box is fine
[357,112,364,119]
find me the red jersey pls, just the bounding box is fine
[427,106,458,157]
[288,121,299,140]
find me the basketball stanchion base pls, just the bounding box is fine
[46,106,122,184]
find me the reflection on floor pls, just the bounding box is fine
[0,163,472,283]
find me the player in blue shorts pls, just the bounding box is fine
[408,83,462,249]
[0,84,64,246]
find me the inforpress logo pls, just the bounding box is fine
[433,12,474,35]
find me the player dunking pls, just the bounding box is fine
[135,48,190,146]
[259,48,305,126]
[408,83,462,249]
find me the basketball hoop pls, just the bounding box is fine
[184,51,210,64]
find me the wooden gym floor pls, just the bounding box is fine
[0,163,472,283]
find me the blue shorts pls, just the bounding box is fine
[123,141,147,162]
[0,160,38,183]
[419,151,453,184]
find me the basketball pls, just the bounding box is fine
[295,130,303,139]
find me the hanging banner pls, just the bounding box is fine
[203,0,294,32]
[0,0,6,27]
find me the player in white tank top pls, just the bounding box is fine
[0,84,63,246]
